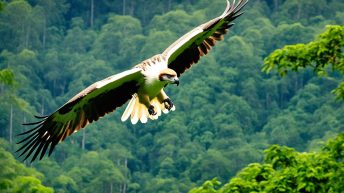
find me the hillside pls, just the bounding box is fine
[0,0,343,192]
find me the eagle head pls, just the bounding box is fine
[159,69,179,86]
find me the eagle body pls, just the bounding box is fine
[17,0,248,162]
[122,55,178,124]
[138,55,169,97]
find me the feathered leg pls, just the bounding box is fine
[157,90,175,112]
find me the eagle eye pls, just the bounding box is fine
[165,74,173,78]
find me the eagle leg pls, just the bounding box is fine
[163,98,174,111]
[137,94,156,115]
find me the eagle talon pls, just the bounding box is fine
[148,105,157,115]
[163,98,174,111]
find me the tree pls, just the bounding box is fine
[0,139,53,192]
[0,69,14,86]
[34,0,68,48]
[188,178,221,193]
[189,133,344,193]
[263,25,344,99]
[92,15,143,68]
[275,0,329,22]
[0,68,31,143]
[0,1,4,11]
[271,23,315,50]
[0,0,45,51]
[63,17,95,54]
[62,151,126,193]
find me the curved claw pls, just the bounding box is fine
[148,105,157,115]
[163,98,174,111]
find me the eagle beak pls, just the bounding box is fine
[173,78,179,86]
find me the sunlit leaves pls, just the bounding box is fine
[0,69,14,86]
[264,25,344,99]
[189,178,221,193]
[332,82,344,100]
[191,133,344,193]
[0,141,53,192]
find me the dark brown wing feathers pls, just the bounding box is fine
[17,79,139,162]
[167,0,248,76]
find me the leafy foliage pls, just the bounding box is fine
[0,1,3,11]
[0,139,53,192]
[263,25,344,99]
[190,133,344,193]
[0,68,14,86]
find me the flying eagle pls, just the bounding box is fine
[17,0,248,162]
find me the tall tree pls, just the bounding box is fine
[263,25,344,99]
[35,0,68,48]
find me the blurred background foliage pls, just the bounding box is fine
[0,0,343,192]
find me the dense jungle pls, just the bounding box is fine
[0,0,343,192]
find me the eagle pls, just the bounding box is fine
[17,0,248,162]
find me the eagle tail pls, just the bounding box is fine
[121,94,173,124]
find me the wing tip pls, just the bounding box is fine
[34,115,48,119]
[17,115,58,162]
[224,0,248,18]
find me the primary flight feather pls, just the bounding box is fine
[17,0,248,162]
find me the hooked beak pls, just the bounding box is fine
[173,77,179,86]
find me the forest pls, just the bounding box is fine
[0,0,343,192]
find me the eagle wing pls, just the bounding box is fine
[17,68,143,162]
[162,0,248,76]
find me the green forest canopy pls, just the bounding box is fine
[190,133,344,193]
[0,0,343,192]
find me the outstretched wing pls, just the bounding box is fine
[17,68,143,162]
[162,0,248,76]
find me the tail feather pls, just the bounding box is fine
[121,94,175,124]
[121,94,137,122]
[140,108,148,124]
[131,99,140,124]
